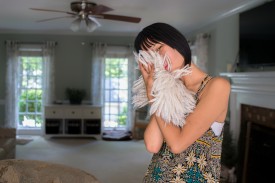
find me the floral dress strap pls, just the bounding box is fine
[194,75,213,103]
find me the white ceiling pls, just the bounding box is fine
[0,0,268,36]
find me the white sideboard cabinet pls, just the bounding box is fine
[44,105,102,138]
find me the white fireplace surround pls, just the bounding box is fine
[220,71,275,143]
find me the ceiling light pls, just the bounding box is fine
[70,17,82,32]
[86,16,101,32]
[85,19,97,32]
[70,15,101,32]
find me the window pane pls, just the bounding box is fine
[35,115,42,127]
[18,55,43,128]
[119,78,128,89]
[18,115,24,126]
[19,89,27,99]
[19,101,26,112]
[103,57,129,130]
[111,90,119,101]
[119,90,128,102]
[35,77,42,88]
[28,102,35,112]
[22,114,36,127]
[109,102,119,114]
[105,78,112,89]
[104,90,110,102]
[118,103,128,126]
[22,76,28,88]
[37,101,42,112]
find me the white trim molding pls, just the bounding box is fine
[220,71,275,142]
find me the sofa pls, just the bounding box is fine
[0,159,100,183]
[0,128,16,160]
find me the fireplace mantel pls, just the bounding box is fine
[220,71,275,142]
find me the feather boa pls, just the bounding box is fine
[132,50,196,127]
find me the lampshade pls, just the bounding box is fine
[86,16,101,32]
[85,19,98,32]
[70,17,82,32]
[70,16,101,32]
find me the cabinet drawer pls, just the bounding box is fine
[45,108,64,118]
[64,108,82,118]
[82,108,101,118]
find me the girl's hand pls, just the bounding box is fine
[139,62,155,102]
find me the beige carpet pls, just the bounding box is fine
[16,136,152,183]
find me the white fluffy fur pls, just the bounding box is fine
[132,50,196,127]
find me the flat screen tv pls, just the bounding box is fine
[239,1,275,67]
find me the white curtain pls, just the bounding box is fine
[91,43,136,130]
[127,46,136,131]
[91,43,107,105]
[5,41,56,128]
[5,41,20,128]
[192,33,210,72]
[42,41,56,105]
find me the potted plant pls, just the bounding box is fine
[65,88,86,105]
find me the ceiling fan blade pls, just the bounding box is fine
[88,16,101,27]
[30,8,76,16]
[36,16,75,23]
[98,14,141,23]
[91,5,113,14]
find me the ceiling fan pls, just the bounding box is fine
[30,0,141,32]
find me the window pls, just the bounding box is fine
[18,56,43,128]
[103,57,129,130]
[5,41,55,130]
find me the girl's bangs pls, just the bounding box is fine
[140,37,160,51]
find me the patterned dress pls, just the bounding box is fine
[143,75,223,183]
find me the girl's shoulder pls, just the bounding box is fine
[202,76,231,98]
[209,76,231,89]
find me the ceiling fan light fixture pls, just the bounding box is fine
[85,19,98,32]
[31,1,141,33]
[85,16,101,32]
[70,17,82,32]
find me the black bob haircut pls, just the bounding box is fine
[134,22,192,66]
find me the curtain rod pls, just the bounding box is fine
[4,41,58,45]
[90,42,132,47]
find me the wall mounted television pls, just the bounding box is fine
[239,1,275,68]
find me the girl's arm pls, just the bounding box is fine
[154,77,230,154]
[144,115,164,153]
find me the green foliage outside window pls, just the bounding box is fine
[18,87,43,126]
[118,104,127,126]
[19,89,42,111]
[105,58,127,78]
[104,58,129,128]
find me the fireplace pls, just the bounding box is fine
[220,71,275,183]
[238,104,275,183]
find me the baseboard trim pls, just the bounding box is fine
[17,128,42,136]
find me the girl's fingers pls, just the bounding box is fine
[139,62,155,80]
[139,63,148,75]
[147,64,154,74]
[147,64,151,72]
